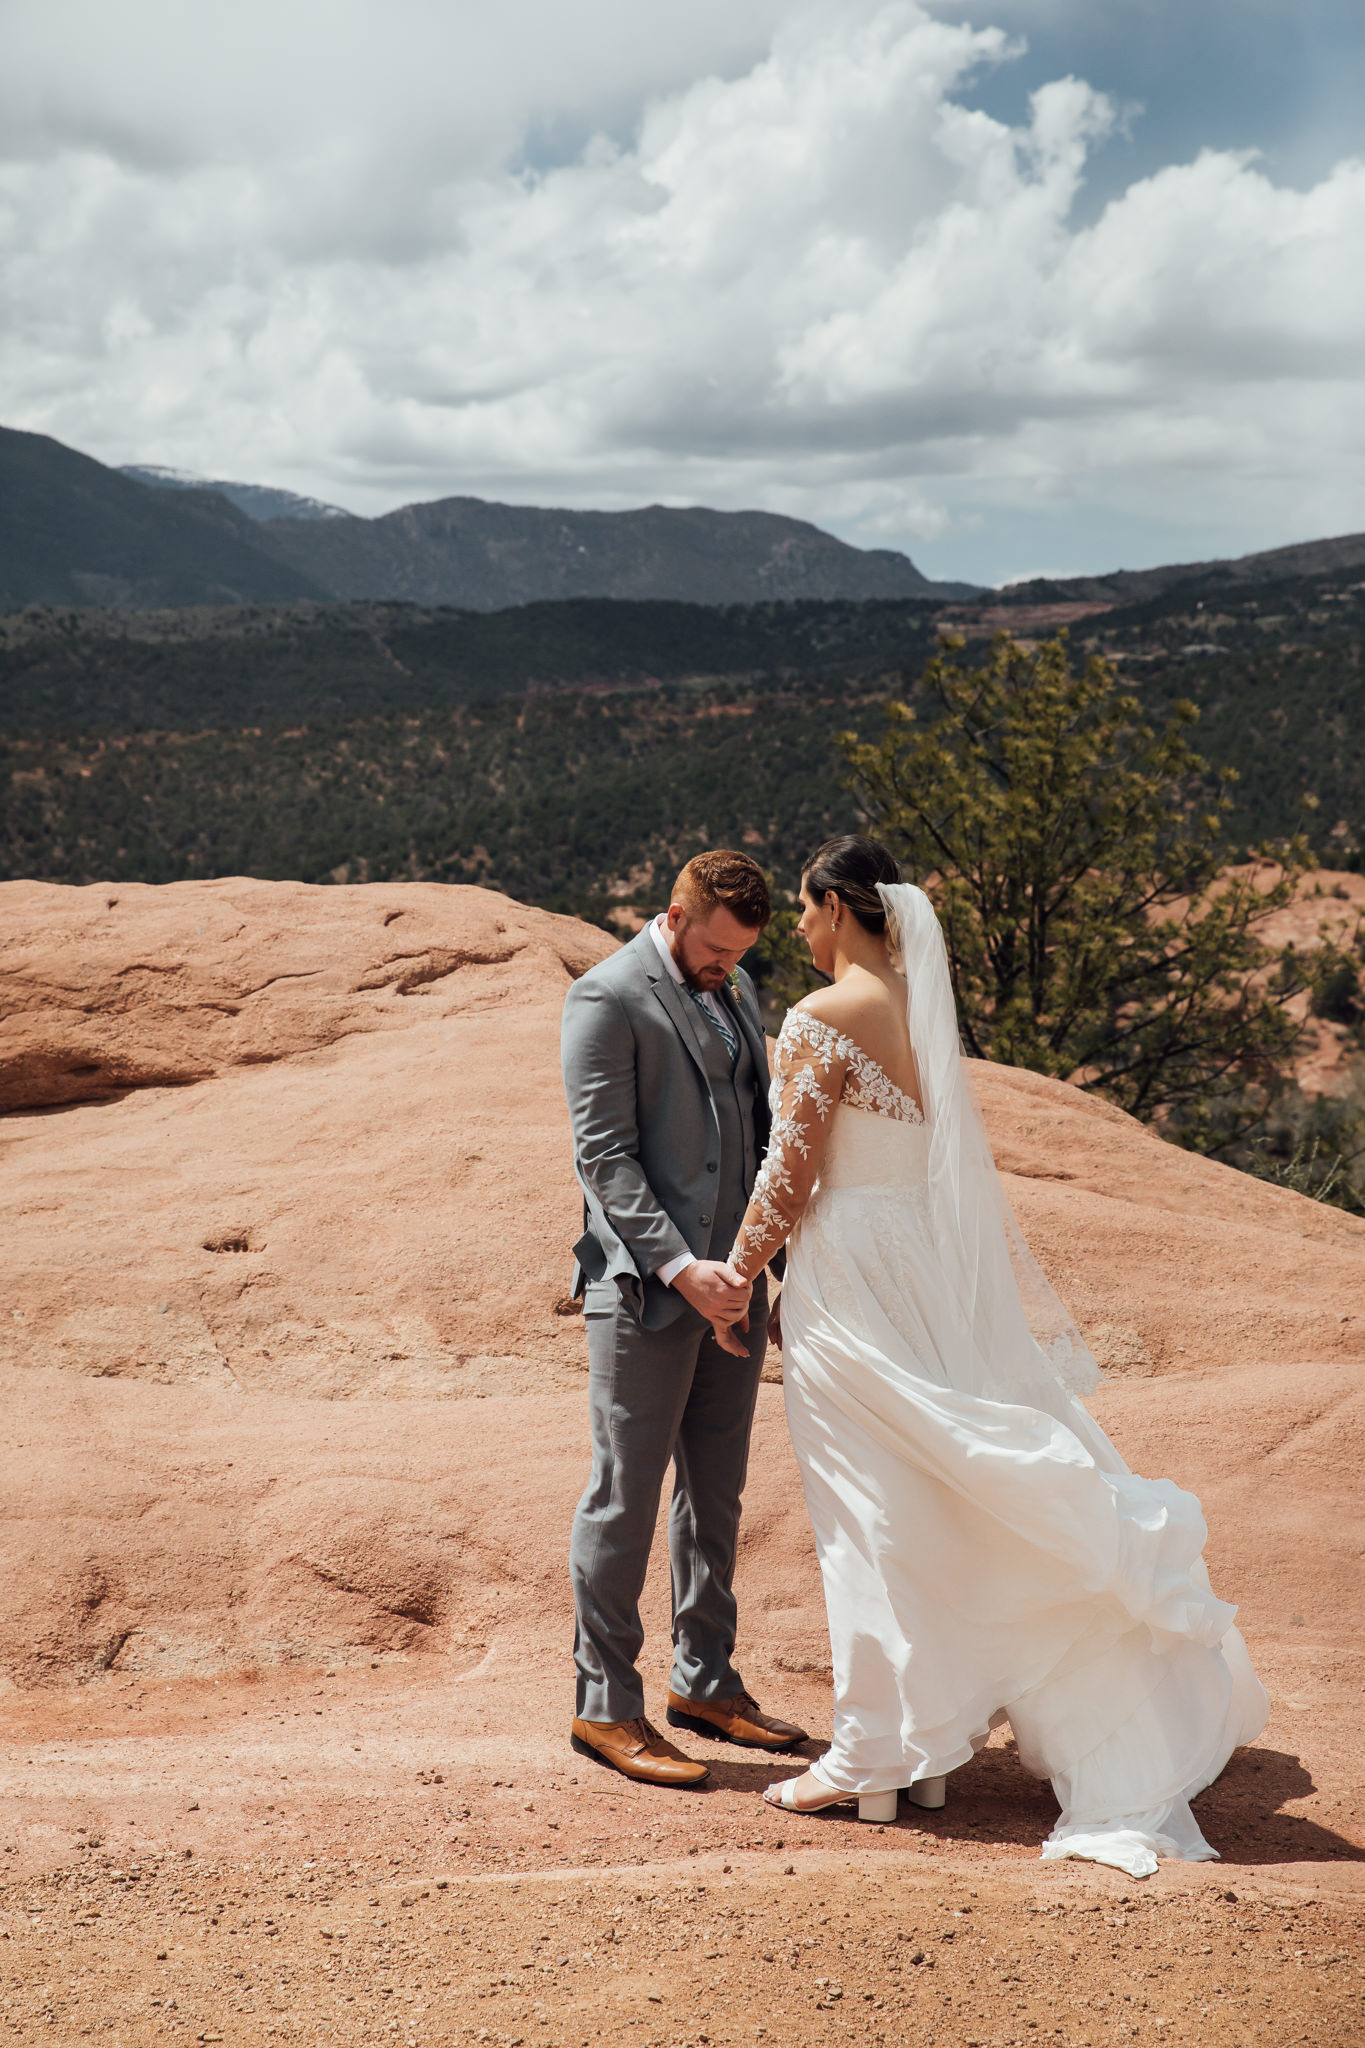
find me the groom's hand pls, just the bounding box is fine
[674,1260,751,1321]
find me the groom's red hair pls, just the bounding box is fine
[671,850,771,930]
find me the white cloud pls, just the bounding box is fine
[1,0,1363,580]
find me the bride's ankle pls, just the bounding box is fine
[790,1767,834,1808]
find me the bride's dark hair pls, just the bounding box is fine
[803,835,900,935]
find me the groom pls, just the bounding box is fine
[560,849,806,1786]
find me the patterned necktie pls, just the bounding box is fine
[685,984,739,1065]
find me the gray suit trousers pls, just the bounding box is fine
[570,1275,768,1723]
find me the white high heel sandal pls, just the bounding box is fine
[762,1776,900,1824]
[763,1772,949,1822]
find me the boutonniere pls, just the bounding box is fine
[725,967,742,994]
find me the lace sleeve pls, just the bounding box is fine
[731,1012,849,1280]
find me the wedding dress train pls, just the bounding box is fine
[733,888,1268,1879]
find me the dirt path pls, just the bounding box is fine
[3,1657,1362,2047]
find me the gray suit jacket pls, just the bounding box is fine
[561,925,777,1330]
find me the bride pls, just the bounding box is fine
[712,834,1268,1877]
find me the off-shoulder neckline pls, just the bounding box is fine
[779,1006,923,1123]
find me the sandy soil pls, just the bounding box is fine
[3,1375,1363,2048]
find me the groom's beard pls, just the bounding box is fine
[682,963,729,993]
[670,921,730,993]
[677,949,730,994]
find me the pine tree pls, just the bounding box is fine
[841,630,1311,1144]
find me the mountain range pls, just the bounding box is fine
[255,493,984,607]
[997,532,1365,605]
[2,427,979,611]
[7,423,1365,618]
[118,464,349,524]
[0,427,330,611]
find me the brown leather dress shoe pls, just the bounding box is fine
[665,1689,809,1752]
[570,1716,710,1787]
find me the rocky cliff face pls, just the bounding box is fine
[1,878,1361,1689]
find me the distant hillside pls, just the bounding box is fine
[257,495,982,608]
[0,595,944,730]
[997,530,1365,606]
[0,428,330,610]
[119,464,349,523]
[3,559,1360,912]
[0,672,908,909]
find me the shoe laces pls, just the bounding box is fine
[624,1716,662,1750]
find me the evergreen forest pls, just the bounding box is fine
[2,567,1360,922]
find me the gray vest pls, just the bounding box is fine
[692,1002,760,1263]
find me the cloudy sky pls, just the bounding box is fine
[3,0,1363,584]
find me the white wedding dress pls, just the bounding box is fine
[732,886,1268,1878]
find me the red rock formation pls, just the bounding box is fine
[0,878,1361,1691]
[0,879,614,1398]
[0,876,610,1113]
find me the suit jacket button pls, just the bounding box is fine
[700,1214,712,1226]
[706,1161,718,1172]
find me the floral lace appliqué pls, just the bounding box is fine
[733,1008,923,1275]
[811,1020,924,1128]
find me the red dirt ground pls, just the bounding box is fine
[1,880,1362,2046]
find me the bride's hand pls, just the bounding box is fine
[711,1312,750,1358]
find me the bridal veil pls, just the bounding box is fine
[879,879,1102,1408]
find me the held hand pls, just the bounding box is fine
[711,1312,750,1358]
[768,1292,783,1352]
[674,1259,752,1322]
